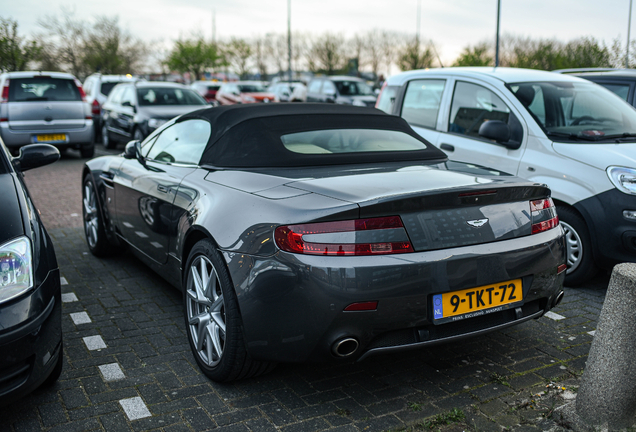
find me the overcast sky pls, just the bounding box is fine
[3,0,635,71]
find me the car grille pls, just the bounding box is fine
[365,300,543,350]
[0,357,32,398]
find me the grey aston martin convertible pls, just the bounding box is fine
[82,104,566,382]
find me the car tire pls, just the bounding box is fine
[557,205,598,286]
[102,124,116,150]
[82,174,115,256]
[80,143,95,158]
[183,239,275,382]
[133,128,144,142]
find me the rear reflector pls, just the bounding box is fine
[274,216,414,256]
[530,198,559,234]
[557,264,567,274]
[344,301,378,311]
[91,99,101,116]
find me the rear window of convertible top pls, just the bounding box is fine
[280,129,428,154]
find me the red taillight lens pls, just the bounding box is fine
[374,81,388,108]
[274,216,414,256]
[91,99,101,116]
[74,78,87,102]
[344,301,378,311]
[1,79,9,103]
[530,197,559,234]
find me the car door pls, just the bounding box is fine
[115,85,136,140]
[398,78,449,146]
[425,79,527,176]
[113,119,210,264]
[306,80,323,102]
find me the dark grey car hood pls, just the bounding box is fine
[0,173,25,244]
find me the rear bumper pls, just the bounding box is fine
[0,269,62,406]
[0,121,94,148]
[225,227,566,363]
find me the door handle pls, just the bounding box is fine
[157,185,170,194]
[440,143,455,152]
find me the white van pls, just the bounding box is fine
[377,67,636,285]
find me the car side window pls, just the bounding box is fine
[449,81,522,144]
[400,79,446,129]
[146,119,211,165]
[308,80,322,93]
[597,83,630,101]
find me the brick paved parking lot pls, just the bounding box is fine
[0,148,609,431]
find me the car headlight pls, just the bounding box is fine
[0,236,33,304]
[148,118,167,129]
[607,166,636,195]
[352,99,366,107]
[243,96,256,102]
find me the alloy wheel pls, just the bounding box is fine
[560,220,582,274]
[83,182,99,249]
[186,255,226,367]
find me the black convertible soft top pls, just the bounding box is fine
[178,103,448,167]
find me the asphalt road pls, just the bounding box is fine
[0,145,610,431]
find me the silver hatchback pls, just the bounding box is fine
[0,71,94,157]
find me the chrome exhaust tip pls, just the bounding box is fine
[553,290,565,308]
[332,338,359,357]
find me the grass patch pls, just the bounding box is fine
[419,408,465,429]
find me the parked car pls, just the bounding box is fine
[0,141,62,406]
[191,81,221,105]
[101,81,207,149]
[554,68,636,107]
[83,74,140,142]
[0,71,95,157]
[306,76,377,106]
[215,81,275,105]
[267,81,305,102]
[377,66,636,285]
[82,103,565,382]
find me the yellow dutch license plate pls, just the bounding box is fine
[36,134,67,143]
[432,279,523,323]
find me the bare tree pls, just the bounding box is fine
[252,35,271,80]
[38,8,86,77]
[306,33,346,75]
[226,37,252,79]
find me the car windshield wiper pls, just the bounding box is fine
[545,131,598,141]
[601,133,636,142]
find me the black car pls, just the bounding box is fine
[0,142,62,406]
[554,68,636,107]
[82,103,565,382]
[101,81,208,149]
[306,76,377,106]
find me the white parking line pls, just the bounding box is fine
[545,311,565,321]
[83,335,106,351]
[99,363,125,381]
[61,292,78,303]
[588,330,596,336]
[60,277,68,285]
[119,397,151,420]
[70,312,91,325]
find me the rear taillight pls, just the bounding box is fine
[1,79,9,103]
[74,78,87,102]
[530,198,559,234]
[91,99,101,116]
[274,216,414,256]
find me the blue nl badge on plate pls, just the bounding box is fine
[433,294,443,319]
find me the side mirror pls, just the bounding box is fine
[478,120,511,144]
[13,144,60,172]
[124,139,149,169]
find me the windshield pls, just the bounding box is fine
[334,80,374,96]
[238,84,268,93]
[137,87,207,106]
[508,81,636,141]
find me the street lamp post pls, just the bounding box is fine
[495,0,501,67]
[288,0,292,84]
[628,0,633,68]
